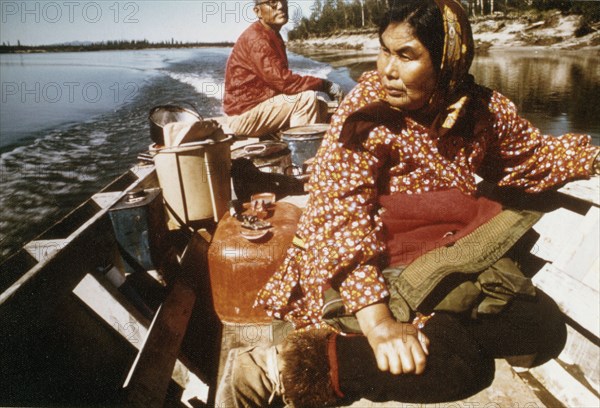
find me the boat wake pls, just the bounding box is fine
[0,47,350,263]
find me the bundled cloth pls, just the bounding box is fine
[162,119,224,147]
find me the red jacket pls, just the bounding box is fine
[223,22,325,116]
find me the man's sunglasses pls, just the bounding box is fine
[256,0,286,8]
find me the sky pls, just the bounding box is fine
[0,0,318,45]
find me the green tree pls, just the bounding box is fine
[289,0,598,39]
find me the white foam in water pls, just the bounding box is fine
[168,65,332,108]
[295,65,333,79]
[88,130,110,147]
[169,72,225,102]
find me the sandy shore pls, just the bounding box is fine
[288,13,600,53]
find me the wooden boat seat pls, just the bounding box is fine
[207,201,302,323]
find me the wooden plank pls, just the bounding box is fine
[176,365,210,408]
[92,192,124,209]
[582,257,600,292]
[124,279,197,408]
[551,206,600,283]
[558,324,600,392]
[124,303,161,386]
[529,359,600,408]
[532,207,586,263]
[532,263,600,337]
[123,231,212,408]
[558,175,600,206]
[513,177,599,265]
[74,272,209,407]
[73,272,149,346]
[24,239,70,263]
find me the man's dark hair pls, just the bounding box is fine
[379,0,445,73]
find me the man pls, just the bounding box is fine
[223,0,343,138]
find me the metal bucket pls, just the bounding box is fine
[149,104,202,145]
[231,141,292,174]
[281,124,328,174]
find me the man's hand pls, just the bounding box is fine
[356,303,429,375]
[324,80,344,103]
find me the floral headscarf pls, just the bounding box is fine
[429,0,479,136]
[432,0,474,101]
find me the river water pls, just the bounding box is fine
[0,48,598,262]
[300,47,600,142]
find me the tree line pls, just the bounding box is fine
[288,0,600,40]
[0,39,234,54]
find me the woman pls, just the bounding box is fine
[219,1,600,407]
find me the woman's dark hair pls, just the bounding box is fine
[379,0,445,72]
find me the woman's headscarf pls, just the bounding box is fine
[428,0,495,160]
[429,0,475,132]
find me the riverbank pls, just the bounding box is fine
[288,12,600,53]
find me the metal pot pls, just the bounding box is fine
[280,123,328,174]
[149,104,202,145]
[231,141,292,174]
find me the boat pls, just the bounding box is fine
[0,118,598,407]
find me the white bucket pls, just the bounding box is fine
[153,135,233,225]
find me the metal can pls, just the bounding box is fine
[281,124,328,174]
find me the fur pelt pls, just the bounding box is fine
[281,329,339,408]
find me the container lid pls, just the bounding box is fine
[110,188,162,211]
[281,123,329,139]
[231,141,289,160]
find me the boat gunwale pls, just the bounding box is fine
[0,164,156,307]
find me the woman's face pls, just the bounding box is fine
[377,22,438,112]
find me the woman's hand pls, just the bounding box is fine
[356,303,429,375]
